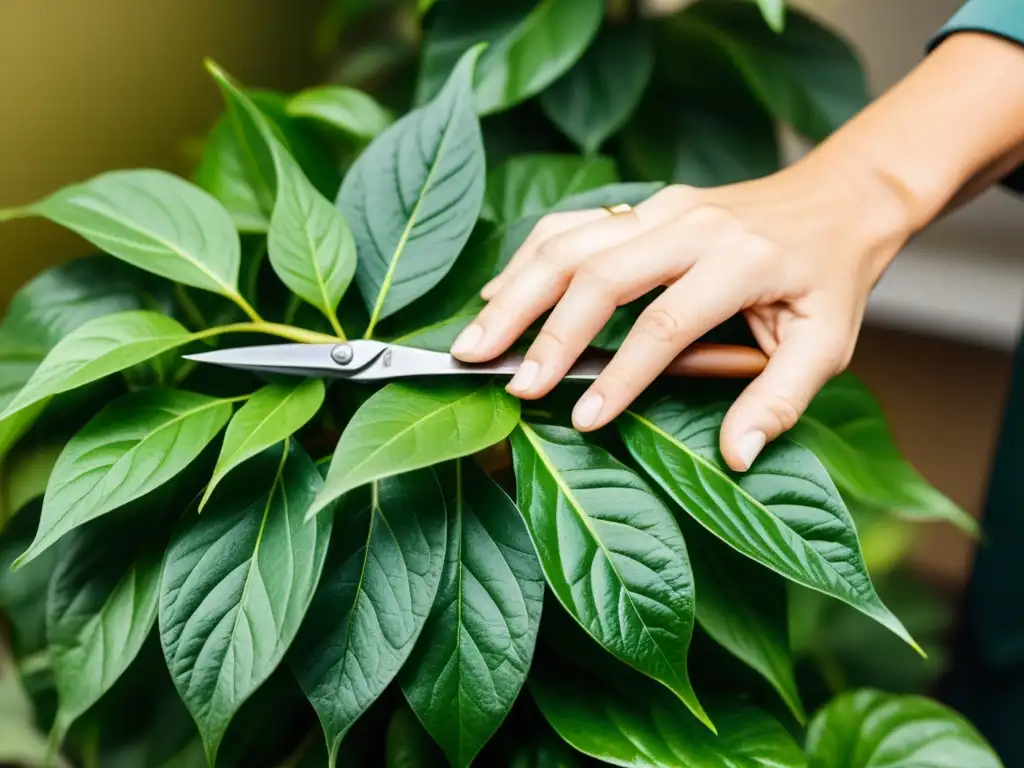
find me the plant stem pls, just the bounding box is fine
[174,284,209,333]
[199,322,339,345]
[229,290,265,324]
[0,206,28,223]
[327,310,347,341]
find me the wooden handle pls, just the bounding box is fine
[662,343,767,378]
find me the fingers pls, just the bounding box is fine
[719,321,853,472]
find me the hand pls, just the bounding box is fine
[450,159,913,472]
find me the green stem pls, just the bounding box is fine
[0,206,29,223]
[327,310,347,341]
[174,284,209,333]
[198,321,339,345]
[228,290,264,324]
[283,294,302,325]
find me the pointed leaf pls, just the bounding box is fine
[419,0,605,115]
[24,170,241,298]
[539,23,654,154]
[16,389,233,565]
[310,382,519,518]
[531,662,806,768]
[619,399,917,651]
[339,46,486,329]
[290,471,447,766]
[159,443,332,765]
[401,459,544,766]
[756,0,786,32]
[806,689,1001,768]
[288,85,394,140]
[509,423,711,730]
[482,154,619,223]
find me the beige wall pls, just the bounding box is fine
[0,0,326,306]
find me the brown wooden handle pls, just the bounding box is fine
[661,343,767,378]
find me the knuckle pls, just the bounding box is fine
[653,184,699,210]
[762,392,803,433]
[636,307,684,344]
[571,265,620,304]
[534,327,568,352]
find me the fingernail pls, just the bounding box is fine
[737,430,766,471]
[573,393,604,429]
[508,360,540,394]
[451,324,484,356]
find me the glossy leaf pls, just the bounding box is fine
[339,46,486,330]
[482,154,619,223]
[0,311,197,427]
[16,388,233,565]
[510,423,711,730]
[539,23,655,153]
[756,0,785,32]
[401,459,544,766]
[159,443,332,765]
[201,379,325,510]
[419,0,605,115]
[789,373,977,534]
[310,382,519,519]
[0,440,61,524]
[288,85,394,140]
[619,399,917,651]
[806,689,1001,768]
[24,170,242,299]
[290,471,447,767]
[531,663,806,768]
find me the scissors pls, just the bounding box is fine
[183,340,768,382]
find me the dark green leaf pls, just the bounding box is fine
[806,689,1001,768]
[509,423,711,730]
[290,471,447,767]
[311,382,519,519]
[539,23,654,154]
[419,0,605,115]
[339,47,485,332]
[288,85,394,140]
[16,388,233,565]
[159,442,332,765]
[482,154,619,223]
[386,701,440,768]
[0,440,61,524]
[402,459,544,766]
[507,730,582,768]
[618,399,917,651]
[0,503,58,655]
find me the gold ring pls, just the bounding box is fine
[603,203,633,216]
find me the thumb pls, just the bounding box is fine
[719,324,851,472]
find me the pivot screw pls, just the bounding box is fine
[331,344,355,366]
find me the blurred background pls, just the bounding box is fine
[1,0,1021,598]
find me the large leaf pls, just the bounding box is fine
[805,689,1002,768]
[201,379,325,509]
[0,311,197,428]
[287,85,394,140]
[482,154,619,223]
[789,373,976,534]
[20,170,242,299]
[290,471,447,767]
[419,0,605,115]
[310,382,520,518]
[531,662,806,768]
[510,423,711,730]
[675,1,868,141]
[539,23,655,154]
[0,440,61,525]
[338,46,486,331]
[618,399,917,651]
[159,442,332,765]
[16,388,233,566]
[401,459,545,766]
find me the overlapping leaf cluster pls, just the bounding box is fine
[0,1,1000,767]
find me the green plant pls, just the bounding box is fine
[0,1,1002,766]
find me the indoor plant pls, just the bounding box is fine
[0,1,1003,766]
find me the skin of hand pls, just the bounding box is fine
[451,32,1024,472]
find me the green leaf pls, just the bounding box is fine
[756,0,786,32]
[201,379,325,510]
[788,372,977,534]
[508,730,582,768]
[23,170,243,300]
[482,154,619,223]
[0,311,198,429]
[509,423,711,730]
[0,440,61,524]
[686,522,804,722]
[16,388,233,566]
[310,382,520,519]
[419,0,605,115]
[805,689,1002,768]
[339,45,486,331]
[290,471,447,767]
[539,23,655,154]
[675,1,868,141]
[159,442,332,765]
[401,459,544,766]
[287,85,394,140]
[531,662,806,768]
[0,644,71,768]
[618,399,918,652]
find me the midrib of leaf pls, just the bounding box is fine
[517,423,710,729]
[214,390,303,484]
[226,103,276,214]
[453,459,466,763]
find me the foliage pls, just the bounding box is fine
[0,0,1001,766]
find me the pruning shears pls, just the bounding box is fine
[183,340,768,382]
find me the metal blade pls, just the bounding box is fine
[183,344,344,378]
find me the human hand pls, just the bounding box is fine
[450,159,913,472]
